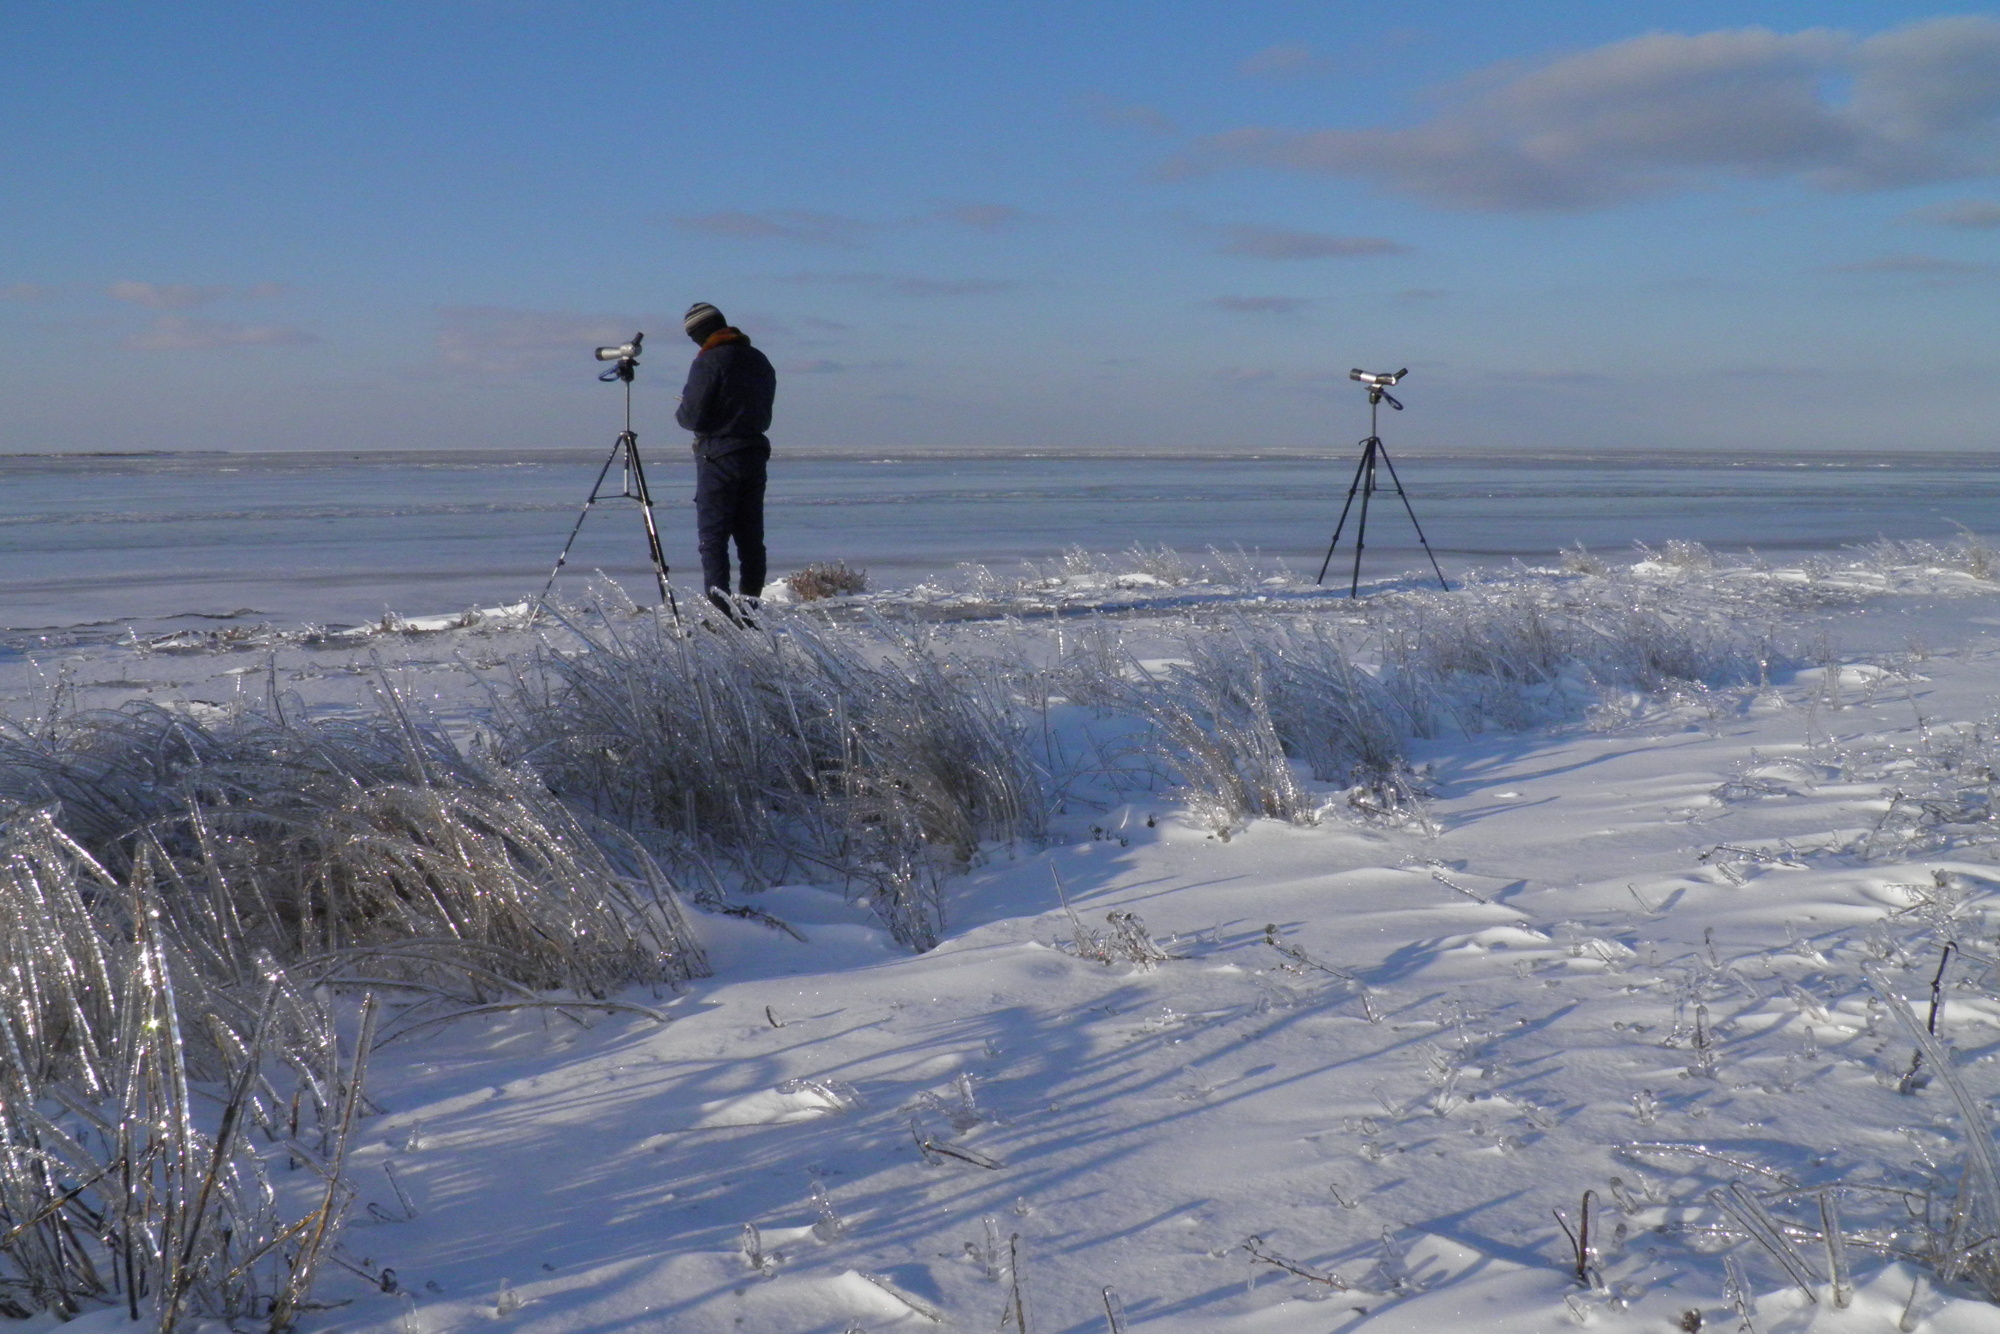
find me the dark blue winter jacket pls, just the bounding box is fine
[676,329,776,459]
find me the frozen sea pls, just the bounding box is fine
[4,446,1999,640]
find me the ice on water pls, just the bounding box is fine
[6,446,2000,640]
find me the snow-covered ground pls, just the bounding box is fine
[14,548,2000,1333]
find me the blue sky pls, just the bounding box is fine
[3,1,1997,453]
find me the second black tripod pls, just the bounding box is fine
[1316,367,1451,597]
[540,332,680,619]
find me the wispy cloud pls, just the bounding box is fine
[927,202,1022,229]
[127,316,316,351]
[1827,253,1988,273]
[734,312,853,345]
[1237,44,1329,79]
[1171,17,2000,211]
[1901,198,2000,228]
[1211,295,1311,313]
[670,210,873,248]
[108,281,235,309]
[782,272,1017,297]
[2,283,58,302]
[1215,365,1450,396]
[435,306,647,374]
[782,357,904,375]
[1079,94,1176,135]
[1219,225,1406,259]
[1711,364,1840,380]
[1508,368,1616,386]
[106,279,287,309]
[672,203,1026,246]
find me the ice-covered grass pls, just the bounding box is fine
[0,686,708,1330]
[1036,558,1809,835]
[0,811,360,1332]
[11,537,2000,1331]
[492,611,1048,950]
[885,543,1302,616]
[492,550,1815,919]
[1054,616,1415,831]
[0,695,706,996]
[1854,527,2000,584]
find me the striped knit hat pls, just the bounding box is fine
[683,302,727,343]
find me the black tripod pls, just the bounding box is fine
[540,332,679,618]
[1316,368,1450,597]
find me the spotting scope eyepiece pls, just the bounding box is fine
[1350,367,1407,387]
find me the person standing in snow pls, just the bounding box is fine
[676,301,777,617]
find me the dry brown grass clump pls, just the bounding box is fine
[788,560,868,600]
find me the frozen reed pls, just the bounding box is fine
[1056,561,1790,831]
[494,611,1048,949]
[1068,617,1411,830]
[0,695,706,996]
[0,810,363,1332]
[1859,527,2000,583]
[0,686,708,1327]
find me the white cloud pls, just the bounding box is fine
[127,316,315,351]
[1219,225,1406,259]
[1173,17,2000,211]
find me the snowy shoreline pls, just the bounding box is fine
[11,543,2000,1331]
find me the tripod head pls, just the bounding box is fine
[596,332,644,383]
[1351,367,1406,411]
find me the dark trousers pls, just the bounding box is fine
[694,445,768,598]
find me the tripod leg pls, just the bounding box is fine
[623,435,680,620]
[1372,443,1451,593]
[1350,440,1379,597]
[1317,444,1374,585]
[540,442,624,606]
